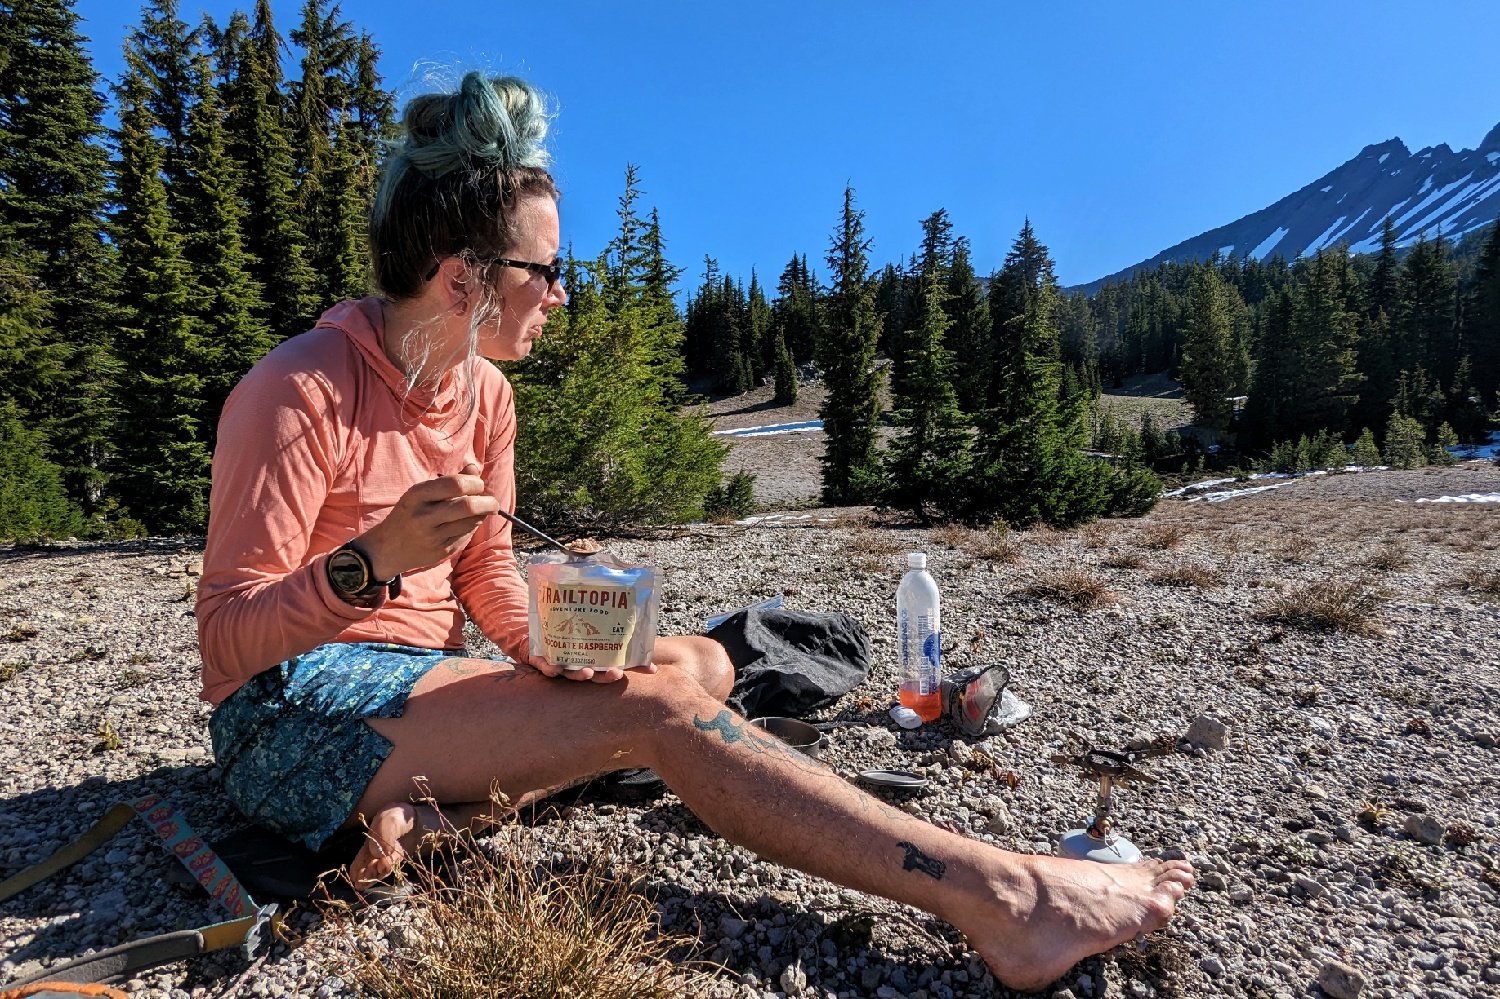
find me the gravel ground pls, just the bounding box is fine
[3,463,1500,999]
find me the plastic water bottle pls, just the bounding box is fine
[897,552,942,722]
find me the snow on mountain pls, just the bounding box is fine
[1077,121,1500,292]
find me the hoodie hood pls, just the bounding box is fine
[314,297,473,424]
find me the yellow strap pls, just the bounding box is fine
[0,804,135,905]
[198,914,271,953]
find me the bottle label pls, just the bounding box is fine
[899,611,941,695]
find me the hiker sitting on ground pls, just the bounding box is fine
[194,71,1193,992]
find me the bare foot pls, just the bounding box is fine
[961,855,1195,993]
[347,801,440,888]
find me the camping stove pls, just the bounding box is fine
[1051,732,1174,864]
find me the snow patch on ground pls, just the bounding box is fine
[1415,493,1500,504]
[1164,466,1387,503]
[714,420,824,438]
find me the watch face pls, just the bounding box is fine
[328,549,369,594]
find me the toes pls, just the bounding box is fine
[1157,865,1196,889]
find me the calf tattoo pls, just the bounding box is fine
[691,710,803,762]
[693,710,748,745]
[896,840,946,880]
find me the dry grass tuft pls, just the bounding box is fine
[1148,563,1226,588]
[335,823,717,999]
[845,528,904,570]
[1100,550,1147,570]
[1023,523,1064,547]
[1364,541,1412,572]
[971,528,1022,564]
[1021,569,1118,611]
[1137,523,1187,550]
[1451,566,1500,601]
[929,522,972,550]
[1257,580,1386,636]
[1076,521,1113,549]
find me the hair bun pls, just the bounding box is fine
[400,71,550,179]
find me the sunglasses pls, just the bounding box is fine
[424,256,564,285]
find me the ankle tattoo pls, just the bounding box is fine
[897,840,946,880]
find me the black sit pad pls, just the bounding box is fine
[707,607,871,720]
[160,825,363,902]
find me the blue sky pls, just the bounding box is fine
[73,0,1500,289]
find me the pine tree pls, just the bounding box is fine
[318,112,370,300]
[1244,252,1362,447]
[289,0,359,307]
[772,253,819,366]
[987,218,1052,416]
[711,275,750,394]
[1350,427,1382,467]
[1398,234,1459,386]
[917,208,954,279]
[882,270,970,521]
[110,66,212,532]
[746,269,773,375]
[683,256,720,378]
[1445,356,1487,443]
[0,398,86,540]
[508,256,726,531]
[970,222,1120,528]
[221,0,317,340]
[123,0,197,204]
[1383,410,1427,469]
[348,31,393,166]
[817,185,883,504]
[873,261,908,367]
[606,168,689,396]
[1368,215,1400,322]
[605,163,649,313]
[945,239,991,413]
[773,328,798,405]
[0,0,121,510]
[180,49,274,440]
[1178,267,1239,430]
[1467,222,1500,405]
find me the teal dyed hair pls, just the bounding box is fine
[370,71,557,301]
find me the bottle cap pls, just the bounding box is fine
[889,705,923,729]
[907,552,926,569]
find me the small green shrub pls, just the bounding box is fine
[702,471,756,521]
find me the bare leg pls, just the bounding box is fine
[351,654,1192,992]
[347,634,732,880]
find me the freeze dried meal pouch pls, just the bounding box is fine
[527,549,661,670]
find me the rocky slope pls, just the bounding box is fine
[3,461,1499,998]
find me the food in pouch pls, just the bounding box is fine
[527,549,661,670]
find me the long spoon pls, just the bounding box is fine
[494,508,573,555]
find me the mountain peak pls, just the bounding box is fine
[1074,124,1500,292]
[1361,137,1408,157]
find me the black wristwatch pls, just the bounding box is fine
[327,541,402,607]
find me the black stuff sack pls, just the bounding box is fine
[706,606,871,720]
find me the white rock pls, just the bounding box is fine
[1186,714,1229,751]
[1317,961,1365,999]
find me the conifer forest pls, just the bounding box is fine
[3,0,1498,540]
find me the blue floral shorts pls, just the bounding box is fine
[208,642,471,851]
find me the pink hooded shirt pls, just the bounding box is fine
[195,298,530,705]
